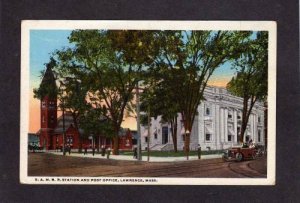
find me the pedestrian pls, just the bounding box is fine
[197,144,201,160]
[107,148,111,159]
[133,146,137,159]
[92,147,95,156]
[101,145,106,156]
[68,146,71,155]
[84,145,87,155]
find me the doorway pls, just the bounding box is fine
[162,127,168,144]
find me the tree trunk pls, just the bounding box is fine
[170,117,178,152]
[184,133,190,155]
[239,96,256,143]
[240,97,249,143]
[183,113,193,158]
[113,136,119,155]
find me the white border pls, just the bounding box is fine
[20,20,276,185]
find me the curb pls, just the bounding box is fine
[47,152,223,162]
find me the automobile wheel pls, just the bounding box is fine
[235,152,243,162]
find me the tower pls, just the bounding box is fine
[39,63,57,150]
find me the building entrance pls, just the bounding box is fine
[162,127,168,144]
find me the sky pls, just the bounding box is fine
[29,30,236,133]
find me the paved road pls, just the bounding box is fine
[28,153,267,178]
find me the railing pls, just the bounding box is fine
[160,143,174,151]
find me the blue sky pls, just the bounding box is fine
[30,30,72,88]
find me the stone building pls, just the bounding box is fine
[141,86,265,151]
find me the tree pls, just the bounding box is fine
[79,106,115,151]
[146,31,251,156]
[227,31,268,143]
[140,68,181,152]
[54,30,154,155]
[58,76,90,152]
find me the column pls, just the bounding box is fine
[220,108,224,148]
[250,114,254,142]
[233,109,237,144]
[224,108,228,143]
[253,113,257,142]
[198,104,204,146]
[214,104,219,149]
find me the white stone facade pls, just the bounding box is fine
[141,86,265,151]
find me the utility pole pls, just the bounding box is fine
[136,81,142,161]
[59,80,66,156]
[62,95,66,156]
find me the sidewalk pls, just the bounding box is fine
[48,151,222,162]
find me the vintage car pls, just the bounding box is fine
[222,145,261,162]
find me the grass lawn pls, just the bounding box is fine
[119,150,224,157]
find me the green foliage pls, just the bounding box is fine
[79,107,115,138]
[227,31,268,141]
[53,30,156,154]
[42,29,255,152]
[227,31,268,101]
[33,58,58,100]
[141,31,251,138]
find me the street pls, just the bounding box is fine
[28,153,267,178]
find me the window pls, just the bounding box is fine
[205,134,211,141]
[228,114,232,119]
[258,116,261,123]
[50,115,54,123]
[145,137,148,143]
[245,135,250,142]
[49,101,56,109]
[67,136,73,144]
[42,115,45,123]
[237,115,241,119]
[206,108,210,115]
[258,130,261,142]
[42,101,46,108]
[228,134,232,142]
[237,127,241,133]
[154,133,157,139]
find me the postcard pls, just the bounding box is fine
[20,20,276,185]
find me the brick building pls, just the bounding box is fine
[36,65,133,151]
